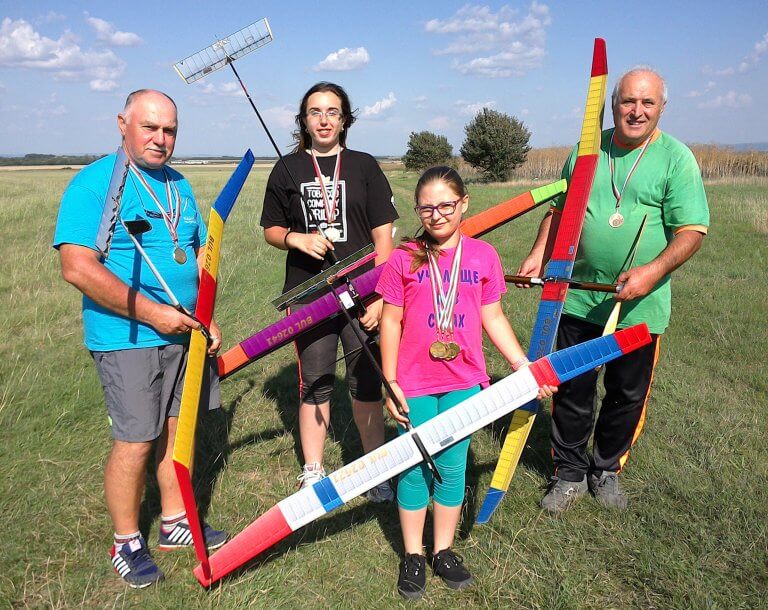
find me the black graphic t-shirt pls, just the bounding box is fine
[261,149,398,300]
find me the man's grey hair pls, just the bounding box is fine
[611,65,668,106]
[122,89,177,123]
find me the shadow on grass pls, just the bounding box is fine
[138,362,268,537]
[458,373,554,537]
[139,366,555,564]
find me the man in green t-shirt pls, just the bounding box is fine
[518,66,709,512]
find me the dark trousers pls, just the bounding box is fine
[551,315,660,481]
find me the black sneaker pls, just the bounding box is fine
[397,553,427,599]
[430,548,473,589]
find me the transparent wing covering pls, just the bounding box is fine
[173,18,273,83]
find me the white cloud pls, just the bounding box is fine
[1,96,68,118]
[192,80,244,98]
[0,81,5,94]
[0,17,125,90]
[263,105,296,129]
[698,91,752,109]
[90,79,118,92]
[86,16,142,47]
[428,116,451,130]
[41,11,66,24]
[685,81,716,98]
[702,31,768,77]
[413,95,428,109]
[362,92,396,117]
[754,32,768,55]
[455,99,496,115]
[313,47,369,71]
[425,1,551,78]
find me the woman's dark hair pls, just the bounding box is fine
[293,82,357,152]
[399,166,468,273]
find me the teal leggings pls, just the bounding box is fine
[397,386,481,510]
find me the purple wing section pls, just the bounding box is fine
[221,266,383,378]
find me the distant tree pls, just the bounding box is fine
[403,131,453,171]
[460,109,531,182]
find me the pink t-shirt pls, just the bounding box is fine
[376,237,507,397]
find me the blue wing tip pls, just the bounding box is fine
[476,488,505,524]
[212,150,255,219]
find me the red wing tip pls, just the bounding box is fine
[591,38,607,76]
[614,323,651,352]
[529,358,559,387]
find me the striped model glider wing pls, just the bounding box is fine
[194,324,650,586]
[477,38,608,524]
[217,179,567,379]
[173,150,254,581]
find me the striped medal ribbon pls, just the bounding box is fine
[426,236,463,360]
[309,148,343,242]
[129,164,185,263]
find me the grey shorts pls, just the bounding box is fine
[91,344,220,442]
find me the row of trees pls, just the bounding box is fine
[402,108,531,182]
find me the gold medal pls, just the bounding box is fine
[430,340,448,359]
[173,246,187,264]
[609,212,624,228]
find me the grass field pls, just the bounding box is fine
[0,166,766,609]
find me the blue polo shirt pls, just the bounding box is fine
[53,154,207,351]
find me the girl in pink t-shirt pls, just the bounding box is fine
[377,166,555,599]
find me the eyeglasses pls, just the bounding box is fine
[414,200,460,219]
[306,109,343,121]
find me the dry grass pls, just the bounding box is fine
[690,145,768,179]
[0,167,766,608]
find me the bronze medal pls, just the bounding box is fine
[445,342,461,360]
[173,246,187,264]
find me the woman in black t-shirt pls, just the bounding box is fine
[260,82,398,500]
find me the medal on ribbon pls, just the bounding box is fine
[426,237,463,361]
[309,149,342,242]
[608,130,652,229]
[129,164,185,263]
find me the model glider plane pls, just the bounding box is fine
[477,38,608,523]
[193,323,651,586]
[173,151,255,580]
[217,179,567,379]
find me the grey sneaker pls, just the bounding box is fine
[365,480,395,503]
[540,476,588,513]
[588,471,628,509]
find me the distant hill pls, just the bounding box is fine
[732,142,768,152]
[0,153,107,166]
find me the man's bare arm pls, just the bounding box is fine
[616,230,704,301]
[59,243,199,335]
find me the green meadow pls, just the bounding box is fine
[0,166,766,608]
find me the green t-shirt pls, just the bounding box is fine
[554,129,709,334]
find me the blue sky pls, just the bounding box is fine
[1,1,766,156]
